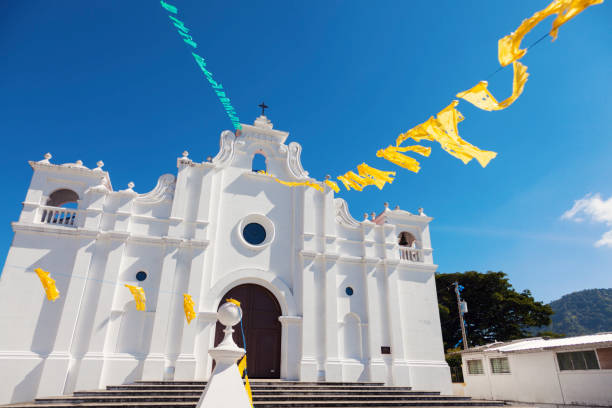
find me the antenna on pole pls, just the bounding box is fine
[454,281,469,350]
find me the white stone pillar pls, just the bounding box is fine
[384,262,411,386]
[363,260,387,382]
[196,302,251,408]
[37,236,97,398]
[194,312,218,380]
[176,245,207,380]
[143,241,181,378]
[323,256,342,381]
[298,253,318,381]
[162,245,192,380]
[278,316,302,381]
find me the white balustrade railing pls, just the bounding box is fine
[399,247,422,262]
[39,206,78,227]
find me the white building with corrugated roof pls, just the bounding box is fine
[460,333,612,407]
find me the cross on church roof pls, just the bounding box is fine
[258,102,269,116]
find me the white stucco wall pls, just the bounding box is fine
[462,349,612,406]
[0,116,451,404]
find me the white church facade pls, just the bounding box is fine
[0,115,451,404]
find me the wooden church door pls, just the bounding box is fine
[214,284,282,378]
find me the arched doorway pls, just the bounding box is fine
[214,284,282,378]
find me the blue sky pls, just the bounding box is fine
[1,1,610,303]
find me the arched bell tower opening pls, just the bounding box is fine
[46,188,79,208]
[251,152,267,173]
[214,284,282,378]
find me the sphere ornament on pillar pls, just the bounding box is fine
[216,300,243,350]
[195,299,251,408]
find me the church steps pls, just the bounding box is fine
[129,381,389,387]
[76,390,437,397]
[1,381,511,408]
[34,396,471,404]
[107,385,417,391]
[2,403,507,408]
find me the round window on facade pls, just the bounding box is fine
[242,223,266,245]
[346,287,354,296]
[136,271,147,281]
[237,214,275,250]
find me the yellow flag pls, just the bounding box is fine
[226,298,241,307]
[376,146,422,173]
[324,179,340,193]
[183,294,196,324]
[356,163,396,190]
[238,356,253,407]
[550,0,603,40]
[392,102,496,168]
[303,180,324,192]
[125,284,146,311]
[238,355,247,376]
[258,170,324,192]
[345,171,376,189]
[396,122,433,146]
[337,174,364,191]
[456,61,529,111]
[244,375,254,407]
[498,0,603,66]
[34,268,60,302]
[430,102,498,167]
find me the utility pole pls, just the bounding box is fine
[453,281,468,350]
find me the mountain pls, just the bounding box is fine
[546,288,612,336]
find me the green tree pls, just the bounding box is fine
[436,271,553,350]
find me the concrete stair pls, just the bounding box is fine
[2,380,508,407]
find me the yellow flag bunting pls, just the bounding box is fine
[183,294,196,324]
[498,0,603,67]
[238,356,254,407]
[34,268,60,302]
[254,0,601,194]
[125,284,146,311]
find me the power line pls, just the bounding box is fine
[484,32,551,82]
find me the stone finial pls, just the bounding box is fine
[371,212,376,220]
[127,182,135,190]
[395,205,400,210]
[38,152,52,164]
[418,207,425,216]
[93,160,104,172]
[364,213,369,221]
[178,150,192,165]
[384,202,389,210]
[325,175,331,180]
[206,156,213,163]
[76,160,83,166]
[85,176,110,194]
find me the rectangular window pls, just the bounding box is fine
[596,347,612,369]
[467,359,484,375]
[490,357,510,374]
[556,350,600,371]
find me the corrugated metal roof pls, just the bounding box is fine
[462,332,612,354]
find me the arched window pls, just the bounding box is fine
[398,231,421,261]
[41,189,80,225]
[252,152,267,173]
[398,231,416,247]
[46,189,79,207]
